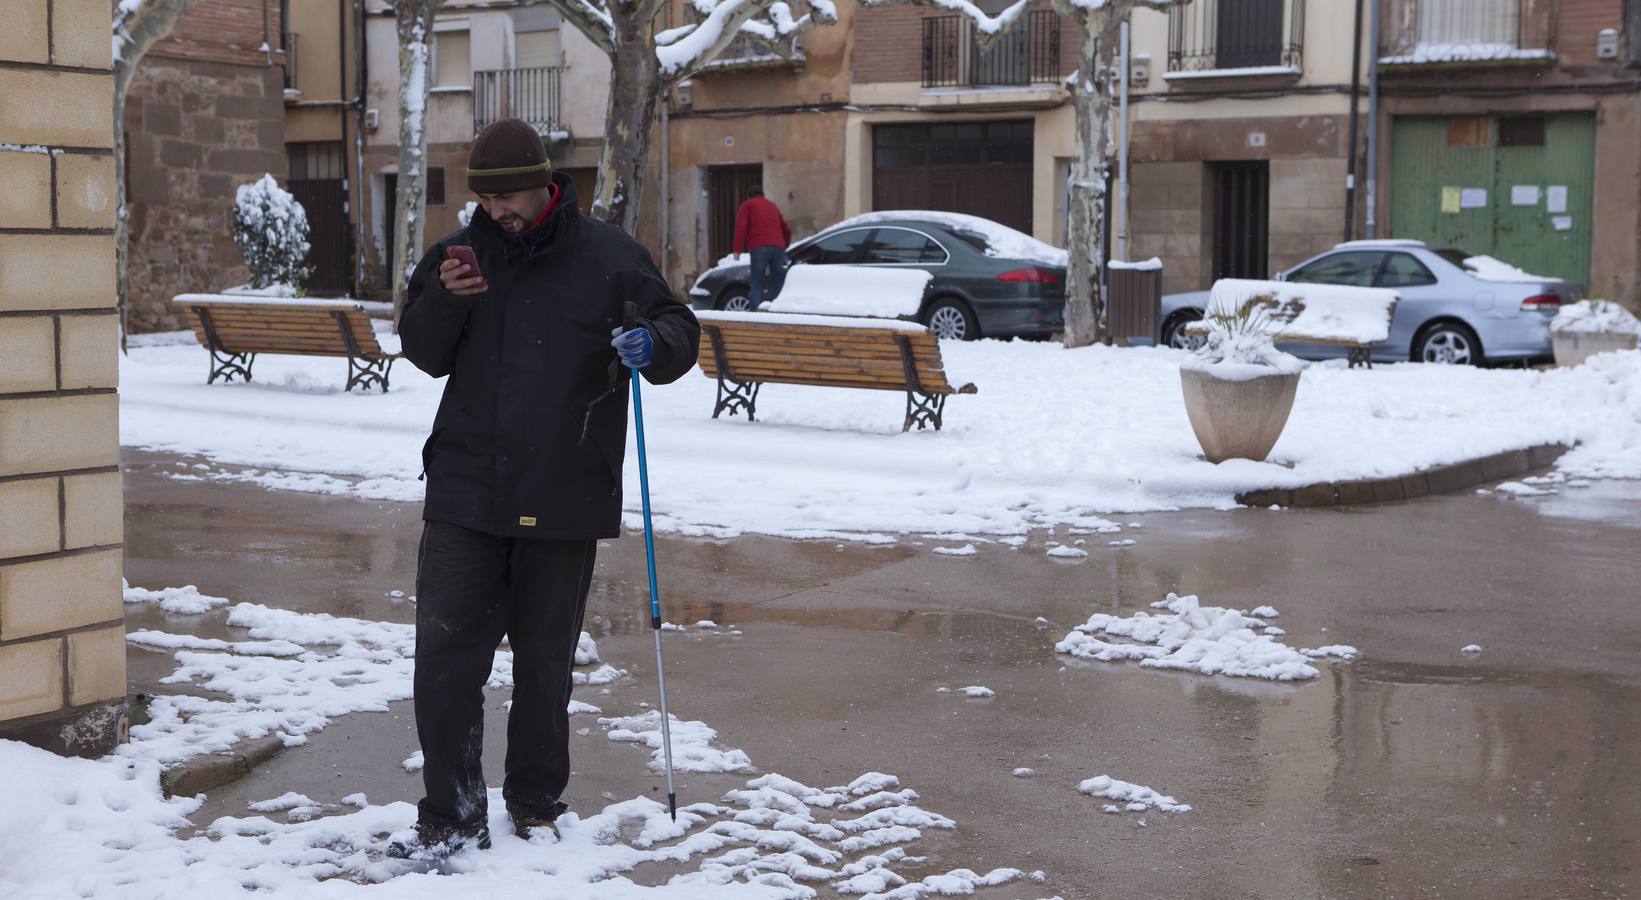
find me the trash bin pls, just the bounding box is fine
[1107,259,1162,346]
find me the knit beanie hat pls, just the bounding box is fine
[467,118,552,194]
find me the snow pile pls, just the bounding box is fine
[1381,42,1553,65]
[1078,775,1191,813]
[1046,545,1087,559]
[1055,593,1355,681]
[600,710,755,774]
[232,173,312,292]
[1462,254,1554,284]
[813,210,1068,267]
[765,265,932,318]
[120,330,1641,539]
[932,544,976,557]
[1107,257,1162,271]
[957,686,994,698]
[124,580,229,614]
[1551,300,1641,336]
[1182,291,1306,380]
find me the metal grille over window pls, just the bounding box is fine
[1381,0,1523,59]
[1166,0,1304,73]
[922,10,1060,88]
[473,66,562,136]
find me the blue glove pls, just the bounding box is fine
[609,325,654,369]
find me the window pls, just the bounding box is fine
[427,166,446,206]
[515,29,560,69]
[1288,251,1384,286]
[433,30,471,88]
[791,229,871,265]
[1447,117,1490,148]
[287,141,345,180]
[1376,253,1437,287]
[861,228,947,264]
[1498,116,1545,147]
[1167,0,1301,73]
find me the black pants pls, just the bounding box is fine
[413,520,597,829]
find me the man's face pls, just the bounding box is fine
[477,187,551,234]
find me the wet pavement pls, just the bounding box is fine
[122,450,1641,899]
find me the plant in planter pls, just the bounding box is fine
[1550,299,1640,367]
[1179,298,1305,464]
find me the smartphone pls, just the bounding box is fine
[445,245,482,276]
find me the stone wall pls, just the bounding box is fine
[125,55,287,333]
[0,0,128,757]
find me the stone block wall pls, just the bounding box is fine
[0,0,128,757]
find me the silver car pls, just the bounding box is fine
[1160,241,1581,365]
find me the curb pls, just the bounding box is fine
[1236,443,1569,509]
[160,735,288,798]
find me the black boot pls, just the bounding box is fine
[507,797,569,837]
[386,821,493,860]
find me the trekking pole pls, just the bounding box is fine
[624,302,678,821]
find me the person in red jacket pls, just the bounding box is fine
[731,184,792,310]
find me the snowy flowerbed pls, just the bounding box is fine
[120,329,1641,541]
[1551,300,1641,336]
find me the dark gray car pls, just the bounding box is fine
[688,211,1067,340]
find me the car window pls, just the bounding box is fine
[1287,251,1385,286]
[1429,247,1474,270]
[1376,253,1437,287]
[861,228,947,264]
[790,228,871,265]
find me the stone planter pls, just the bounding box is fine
[1180,367,1300,464]
[1552,331,1639,367]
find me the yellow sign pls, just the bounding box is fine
[1440,186,1461,214]
[519,516,537,526]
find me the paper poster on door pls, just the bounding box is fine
[1546,185,1568,214]
[1552,216,1573,232]
[1511,185,1540,206]
[1440,186,1461,214]
[1460,188,1487,209]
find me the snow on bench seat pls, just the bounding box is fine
[1193,279,1401,368]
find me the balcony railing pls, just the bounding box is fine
[473,66,562,136]
[1167,0,1304,73]
[282,32,298,91]
[922,10,1061,89]
[1379,0,1541,64]
[697,30,805,72]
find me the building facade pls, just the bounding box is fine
[1,0,128,756]
[1374,0,1640,305]
[124,0,290,332]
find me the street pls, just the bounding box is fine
[122,449,1641,898]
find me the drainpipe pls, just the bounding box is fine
[1343,0,1364,242]
[1116,18,1130,262]
[354,0,368,294]
[1365,0,1381,239]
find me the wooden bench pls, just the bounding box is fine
[696,310,977,431]
[173,294,401,392]
[1186,279,1401,369]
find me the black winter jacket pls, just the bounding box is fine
[401,174,699,539]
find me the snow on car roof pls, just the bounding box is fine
[1334,239,1427,249]
[815,210,1069,267]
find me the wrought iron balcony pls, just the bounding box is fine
[1379,0,1547,65]
[696,30,806,72]
[922,10,1061,89]
[473,66,562,136]
[1167,0,1304,74]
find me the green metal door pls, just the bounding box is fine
[1389,113,1594,286]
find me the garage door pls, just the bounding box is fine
[1389,113,1594,287]
[872,121,1034,234]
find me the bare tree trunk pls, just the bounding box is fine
[112,0,202,351]
[390,0,441,325]
[590,20,663,233]
[1057,4,1120,349]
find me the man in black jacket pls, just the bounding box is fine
[389,118,699,858]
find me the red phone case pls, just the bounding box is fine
[445,245,480,271]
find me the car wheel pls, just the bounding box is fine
[1162,310,1205,351]
[925,298,979,341]
[717,286,752,312]
[1414,321,1483,366]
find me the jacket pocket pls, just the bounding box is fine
[572,412,623,497]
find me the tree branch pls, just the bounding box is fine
[514,0,616,56]
[659,0,837,84]
[863,0,1031,50]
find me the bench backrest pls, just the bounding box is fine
[172,294,386,359]
[1198,278,1401,346]
[696,311,976,395]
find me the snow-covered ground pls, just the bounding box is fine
[120,329,1641,542]
[0,585,1038,899]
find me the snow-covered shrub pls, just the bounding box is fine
[1181,294,1303,377]
[1551,299,1641,336]
[232,174,311,293]
[457,200,478,228]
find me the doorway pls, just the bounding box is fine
[1212,160,1269,281]
[707,164,764,263]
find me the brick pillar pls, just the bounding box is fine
[0,0,127,757]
